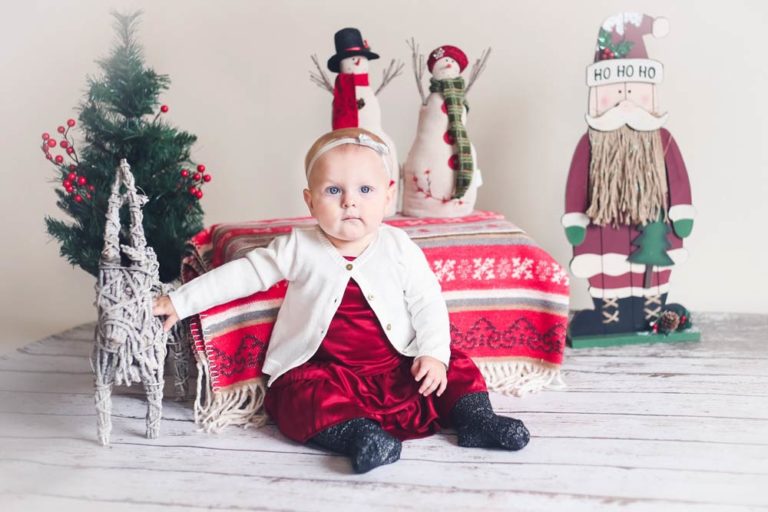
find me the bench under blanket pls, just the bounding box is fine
[181,210,569,431]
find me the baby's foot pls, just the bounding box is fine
[311,418,401,473]
[457,415,529,451]
[350,426,402,473]
[451,391,530,451]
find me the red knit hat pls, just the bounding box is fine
[427,45,469,73]
[586,13,669,87]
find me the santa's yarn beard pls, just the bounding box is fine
[586,124,668,227]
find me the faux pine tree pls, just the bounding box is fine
[42,11,212,283]
[628,219,675,288]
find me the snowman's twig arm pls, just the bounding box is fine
[375,59,405,96]
[465,47,492,95]
[407,37,427,105]
[309,54,333,94]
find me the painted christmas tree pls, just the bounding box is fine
[628,219,674,288]
[42,12,211,282]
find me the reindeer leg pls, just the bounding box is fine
[93,348,116,447]
[143,343,166,439]
[167,322,191,400]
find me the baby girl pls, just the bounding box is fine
[153,127,529,473]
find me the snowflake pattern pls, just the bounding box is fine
[432,259,456,282]
[472,258,495,280]
[457,259,473,280]
[429,256,569,285]
[511,257,534,280]
[496,258,512,278]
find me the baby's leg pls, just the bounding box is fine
[310,418,401,474]
[451,391,529,450]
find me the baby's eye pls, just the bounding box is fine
[325,186,341,195]
[360,185,373,194]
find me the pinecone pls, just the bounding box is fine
[658,310,681,334]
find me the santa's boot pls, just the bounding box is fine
[451,392,529,450]
[570,297,632,336]
[610,297,636,333]
[633,293,668,331]
[569,298,608,336]
[310,418,401,474]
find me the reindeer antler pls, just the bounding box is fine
[407,37,428,106]
[375,58,405,96]
[309,54,333,94]
[465,47,491,95]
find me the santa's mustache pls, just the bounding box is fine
[585,101,669,132]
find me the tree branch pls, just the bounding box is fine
[407,38,427,105]
[374,59,404,96]
[465,47,492,95]
[309,54,333,93]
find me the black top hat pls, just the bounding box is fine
[327,28,380,73]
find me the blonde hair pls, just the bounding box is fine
[304,127,390,180]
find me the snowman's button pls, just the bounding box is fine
[443,131,455,145]
[346,263,354,271]
[441,102,448,114]
[448,154,460,170]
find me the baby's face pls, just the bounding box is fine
[303,144,393,247]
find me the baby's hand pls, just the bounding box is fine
[411,356,448,397]
[152,295,179,332]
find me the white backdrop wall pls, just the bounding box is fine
[2,0,766,353]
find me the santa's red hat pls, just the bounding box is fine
[586,13,669,87]
[427,45,468,73]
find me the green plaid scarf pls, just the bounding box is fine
[430,77,473,198]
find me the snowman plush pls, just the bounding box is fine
[310,28,403,216]
[402,43,489,217]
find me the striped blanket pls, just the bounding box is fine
[181,210,569,431]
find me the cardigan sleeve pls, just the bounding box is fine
[400,235,451,366]
[168,230,297,320]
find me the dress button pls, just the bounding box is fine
[443,131,455,145]
[346,263,353,271]
[367,294,374,301]
[441,102,448,114]
[448,154,459,170]
[386,323,392,331]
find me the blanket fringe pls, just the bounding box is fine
[193,358,268,433]
[476,359,566,397]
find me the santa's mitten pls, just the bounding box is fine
[562,213,589,246]
[564,226,586,246]
[669,205,696,238]
[672,219,694,238]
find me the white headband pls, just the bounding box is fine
[306,133,391,179]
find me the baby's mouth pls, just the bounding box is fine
[342,216,361,221]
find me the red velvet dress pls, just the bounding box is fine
[264,258,487,443]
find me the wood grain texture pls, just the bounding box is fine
[0,313,766,511]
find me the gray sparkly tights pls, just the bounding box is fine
[310,418,401,473]
[451,391,530,450]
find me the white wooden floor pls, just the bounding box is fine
[1,313,767,512]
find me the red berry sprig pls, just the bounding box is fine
[41,118,90,203]
[177,162,212,201]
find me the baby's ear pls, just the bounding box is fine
[303,188,313,212]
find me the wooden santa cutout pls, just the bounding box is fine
[563,13,699,347]
[402,41,490,217]
[310,28,403,216]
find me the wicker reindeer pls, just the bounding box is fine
[93,159,169,446]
